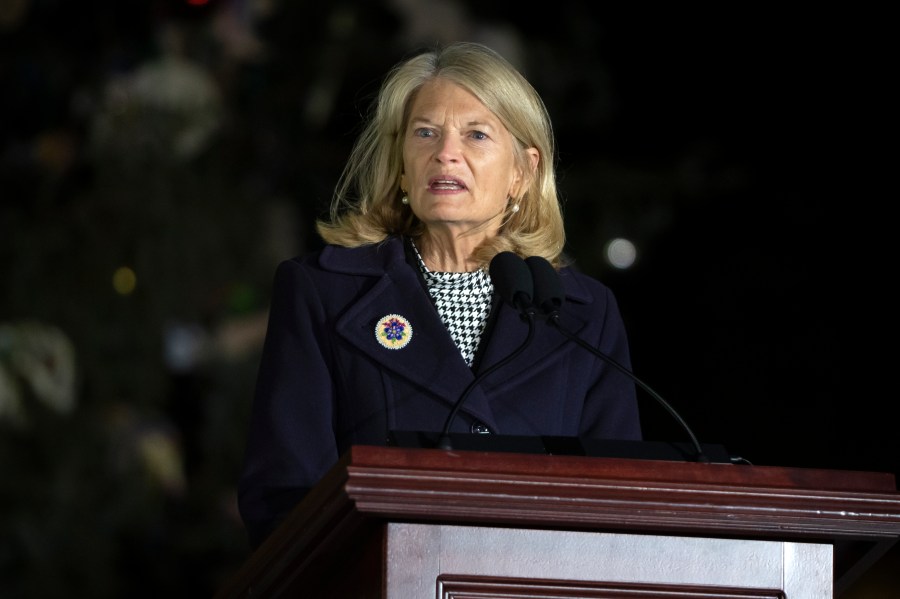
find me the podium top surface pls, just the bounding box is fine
[357,442,899,495]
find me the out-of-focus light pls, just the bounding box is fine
[163,322,207,372]
[187,0,210,5]
[113,266,137,295]
[605,238,638,270]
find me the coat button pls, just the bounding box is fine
[470,422,491,434]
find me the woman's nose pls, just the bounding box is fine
[435,135,462,162]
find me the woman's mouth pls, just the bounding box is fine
[428,176,467,191]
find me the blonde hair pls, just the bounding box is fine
[316,41,566,267]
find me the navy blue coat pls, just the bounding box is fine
[238,236,641,546]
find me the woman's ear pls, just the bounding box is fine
[525,147,540,174]
[511,147,540,199]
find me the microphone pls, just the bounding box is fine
[526,255,565,317]
[490,251,537,319]
[435,252,537,450]
[526,255,711,463]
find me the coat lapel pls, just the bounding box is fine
[323,239,499,428]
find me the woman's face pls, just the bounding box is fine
[400,78,537,239]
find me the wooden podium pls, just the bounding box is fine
[216,445,900,598]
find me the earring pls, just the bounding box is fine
[511,204,520,213]
[401,193,409,205]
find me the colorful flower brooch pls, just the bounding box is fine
[375,314,413,350]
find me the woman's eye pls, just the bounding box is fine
[414,128,434,138]
[471,131,488,141]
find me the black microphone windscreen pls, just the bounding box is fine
[489,252,533,307]
[526,256,564,313]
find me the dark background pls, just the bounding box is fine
[1,1,895,597]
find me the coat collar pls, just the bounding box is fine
[318,237,595,303]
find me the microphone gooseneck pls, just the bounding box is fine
[436,252,536,450]
[526,255,710,463]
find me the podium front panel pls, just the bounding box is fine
[386,523,832,598]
